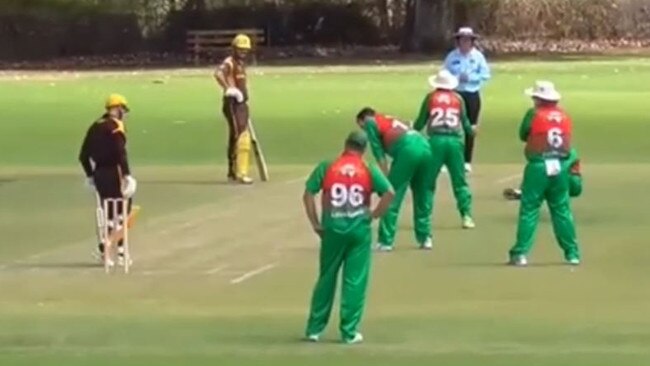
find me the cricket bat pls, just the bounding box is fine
[248,119,269,181]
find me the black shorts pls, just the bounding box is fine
[93,166,133,222]
[93,166,123,200]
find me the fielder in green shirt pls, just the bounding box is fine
[355,107,435,251]
[413,69,476,229]
[508,81,581,266]
[303,131,394,344]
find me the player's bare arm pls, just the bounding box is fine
[302,190,322,237]
[371,188,394,219]
[214,63,230,91]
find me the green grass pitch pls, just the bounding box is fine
[1,59,650,366]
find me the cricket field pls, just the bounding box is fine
[1,59,649,366]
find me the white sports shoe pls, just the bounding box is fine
[237,176,254,185]
[306,334,320,342]
[508,255,528,267]
[462,216,476,229]
[345,333,364,344]
[419,237,433,250]
[567,258,581,266]
[464,163,472,173]
[375,244,393,252]
[440,166,448,174]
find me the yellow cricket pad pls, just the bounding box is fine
[236,130,251,177]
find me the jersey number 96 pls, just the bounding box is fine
[330,183,365,208]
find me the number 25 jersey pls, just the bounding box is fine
[305,152,391,235]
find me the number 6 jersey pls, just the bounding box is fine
[519,106,572,161]
[305,151,391,235]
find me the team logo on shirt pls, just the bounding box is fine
[339,164,357,177]
[435,93,452,105]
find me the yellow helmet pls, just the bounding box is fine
[232,34,252,50]
[105,93,129,111]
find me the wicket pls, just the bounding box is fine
[97,198,131,274]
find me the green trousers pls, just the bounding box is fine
[305,228,372,341]
[509,161,580,260]
[378,142,434,246]
[430,136,472,217]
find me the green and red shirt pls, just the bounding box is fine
[414,90,472,138]
[519,106,572,161]
[362,113,427,162]
[306,151,391,234]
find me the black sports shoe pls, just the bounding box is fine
[503,188,522,200]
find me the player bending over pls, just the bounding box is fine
[355,108,435,251]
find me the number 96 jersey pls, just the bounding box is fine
[306,152,392,235]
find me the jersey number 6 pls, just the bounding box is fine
[331,183,365,208]
[547,127,564,149]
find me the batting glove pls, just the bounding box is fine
[225,87,244,103]
[122,175,137,198]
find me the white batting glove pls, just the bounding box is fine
[225,87,244,103]
[122,175,137,198]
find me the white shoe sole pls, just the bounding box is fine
[375,244,393,252]
[306,335,320,342]
[345,333,364,344]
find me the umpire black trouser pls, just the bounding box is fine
[458,91,481,164]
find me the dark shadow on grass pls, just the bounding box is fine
[0,178,17,186]
[448,261,572,268]
[400,225,462,232]
[13,262,101,270]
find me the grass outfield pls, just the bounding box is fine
[1,59,650,365]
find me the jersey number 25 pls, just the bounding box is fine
[429,107,460,128]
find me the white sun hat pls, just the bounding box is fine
[454,27,479,39]
[428,69,459,90]
[524,81,561,101]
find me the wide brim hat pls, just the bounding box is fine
[524,81,561,101]
[454,27,479,39]
[428,69,459,90]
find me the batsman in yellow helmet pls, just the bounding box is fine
[214,33,254,184]
[79,94,139,267]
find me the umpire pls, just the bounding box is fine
[79,94,137,265]
[443,27,491,173]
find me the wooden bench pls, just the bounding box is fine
[186,29,267,65]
